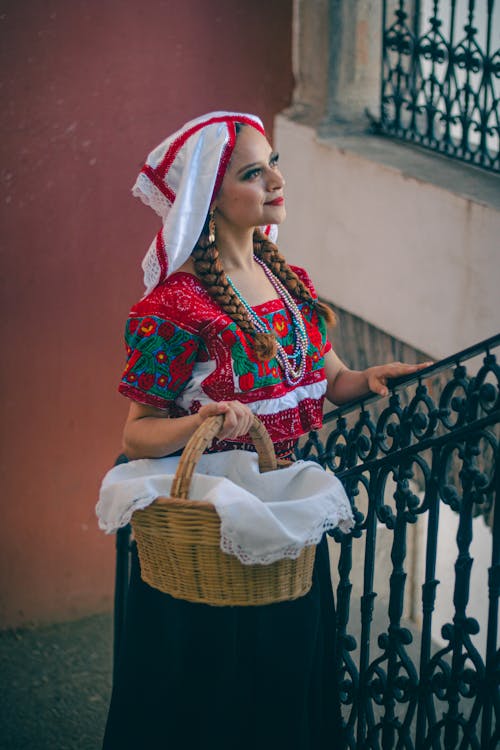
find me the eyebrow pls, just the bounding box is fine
[236,151,279,176]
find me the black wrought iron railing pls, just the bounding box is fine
[379,0,500,172]
[112,334,499,747]
[296,333,500,749]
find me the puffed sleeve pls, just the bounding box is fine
[118,313,200,410]
[291,265,332,356]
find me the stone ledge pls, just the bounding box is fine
[278,113,500,212]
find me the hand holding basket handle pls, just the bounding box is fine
[171,413,278,500]
[131,413,316,606]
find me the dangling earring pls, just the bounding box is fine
[208,210,216,245]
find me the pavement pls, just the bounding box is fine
[0,612,113,750]
[0,601,442,750]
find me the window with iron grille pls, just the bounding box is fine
[380,0,500,172]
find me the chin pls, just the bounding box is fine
[264,207,286,225]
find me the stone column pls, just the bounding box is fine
[321,0,384,132]
[288,0,331,125]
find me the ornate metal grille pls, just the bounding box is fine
[113,334,499,747]
[296,333,499,748]
[380,0,500,172]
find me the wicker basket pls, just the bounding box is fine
[131,415,317,606]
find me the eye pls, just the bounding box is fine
[270,152,280,168]
[242,167,262,181]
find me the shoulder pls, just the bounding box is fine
[289,265,318,299]
[129,273,217,326]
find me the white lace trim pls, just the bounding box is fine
[96,453,355,564]
[141,238,162,297]
[220,506,354,566]
[132,173,171,219]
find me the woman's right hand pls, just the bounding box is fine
[197,401,254,440]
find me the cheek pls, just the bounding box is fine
[220,185,261,215]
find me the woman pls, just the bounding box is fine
[103,112,429,749]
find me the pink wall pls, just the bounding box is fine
[0,0,293,627]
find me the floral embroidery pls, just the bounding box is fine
[118,266,332,443]
[138,372,155,390]
[217,301,328,394]
[158,321,175,339]
[272,312,289,336]
[119,315,199,402]
[239,372,255,391]
[137,317,157,337]
[128,318,140,334]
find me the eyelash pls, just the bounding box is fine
[243,154,280,180]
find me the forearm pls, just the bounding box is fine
[123,412,203,460]
[326,367,369,405]
[326,357,432,405]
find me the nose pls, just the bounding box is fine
[267,168,285,191]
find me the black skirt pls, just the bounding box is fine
[103,535,344,750]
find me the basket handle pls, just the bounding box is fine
[171,414,277,500]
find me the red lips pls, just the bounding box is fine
[265,197,285,206]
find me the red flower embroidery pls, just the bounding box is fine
[128,318,140,333]
[239,372,255,391]
[156,351,167,363]
[138,318,157,337]
[126,372,137,383]
[167,339,197,386]
[221,328,238,346]
[157,375,168,387]
[138,372,155,390]
[158,321,175,340]
[272,313,289,336]
[305,319,322,348]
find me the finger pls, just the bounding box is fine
[228,402,253,432]
[368,375,388,397]
[199,402,228,420]
[242,406,255,435]
[396,361,433,372]
[227,414,253,439]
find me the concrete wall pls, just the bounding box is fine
[275,115,500,360]
[0,0,293,628]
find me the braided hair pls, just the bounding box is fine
[252,229,336,328]
[192,220,335,363]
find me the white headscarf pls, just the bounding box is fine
[132,111,279,296]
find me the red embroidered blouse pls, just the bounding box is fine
[119,266,332,457]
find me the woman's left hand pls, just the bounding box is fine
[365,361,433,397]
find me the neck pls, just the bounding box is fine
[215,222,256,273]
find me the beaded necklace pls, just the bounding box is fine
[225,256,309,386]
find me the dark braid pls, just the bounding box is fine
[253,229,336,326]
[192,220,277,362]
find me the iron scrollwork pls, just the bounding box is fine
[296,334,500,747]
[379,0,500,173]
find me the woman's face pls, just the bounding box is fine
[213,125,286,231]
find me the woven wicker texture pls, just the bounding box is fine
[131,415,317,606]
